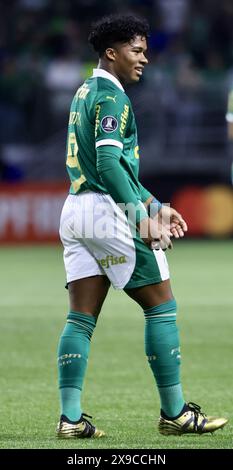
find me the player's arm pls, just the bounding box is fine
[158,205,188,239]
[95,93,148,224]
[139,183,187,239]
[138,182,187,238]
[138,182,162,214]
[97,151,172,246]
[97,145,148,223]
[95,94,171,246]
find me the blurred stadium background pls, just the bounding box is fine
[1,0,233,242]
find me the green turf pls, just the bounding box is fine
[0,241,232,449]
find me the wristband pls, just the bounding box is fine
[149,197,162,218]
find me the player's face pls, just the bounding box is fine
[113,35,148,84]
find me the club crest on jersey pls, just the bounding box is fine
[101,116,118,133]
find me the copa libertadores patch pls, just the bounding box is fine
[101,116,118,133]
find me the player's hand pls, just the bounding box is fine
[158,205,188,239]
[138,217,173,250]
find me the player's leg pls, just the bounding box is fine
[57,194,111,438]
[124,279,186,421]
[57,275,110,438]
[124,278,173,309]
[68,275,110,317]
[58,276,110,417]
[124,246,228,435]
[57,190,133,424]
[79,193,185,421]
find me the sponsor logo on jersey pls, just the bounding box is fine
[69,111,81,125]
[95,104,101,137]
[106,95,117,103]
[75,83,90,100]
[101,115,118,133]
[120,104,129,136]
[134,145,139,159]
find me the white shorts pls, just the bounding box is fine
[59,192,169,289]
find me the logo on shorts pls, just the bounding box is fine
[97,255,127,268]
[101,116,118,133]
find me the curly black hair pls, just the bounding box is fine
[88,14,149,57]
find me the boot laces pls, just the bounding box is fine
[187,402,206,431]
[81,413,94,428]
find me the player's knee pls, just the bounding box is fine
[69,303,101,318]
[144,298,177,319]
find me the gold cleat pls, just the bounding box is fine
[158,402,228,436]
[57,413,105,439]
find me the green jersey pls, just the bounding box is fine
[66,68,144,201]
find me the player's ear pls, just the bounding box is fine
[105,48,116,61]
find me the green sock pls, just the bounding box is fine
[144,299,185,418]
[57,311,96,422]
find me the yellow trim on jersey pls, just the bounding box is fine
[134,145,139,159]
[72,175,87,193]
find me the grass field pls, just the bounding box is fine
[0,241,232,449]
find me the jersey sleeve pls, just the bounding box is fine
[96,147,149,224]
[95,92,130,153]
[138,182,152,203]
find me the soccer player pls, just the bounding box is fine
[57,14,228,438]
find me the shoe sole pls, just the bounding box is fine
[57,429,105,439]
[158,420,228,436]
